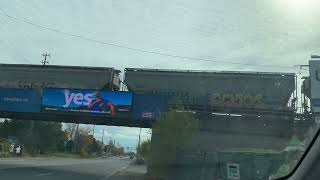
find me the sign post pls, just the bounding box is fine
[227,163,240,180]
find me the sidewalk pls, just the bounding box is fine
[108,165,147,180]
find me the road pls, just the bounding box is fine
[0,157,132,180]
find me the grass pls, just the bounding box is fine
[38,152,82,159]
[0,152,10,158]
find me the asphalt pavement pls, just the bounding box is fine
[0,156,133,180]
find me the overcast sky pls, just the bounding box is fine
[0,0,319,148]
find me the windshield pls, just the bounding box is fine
[0,1,319,180]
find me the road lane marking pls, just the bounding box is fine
[100,165,128,180]
[35,172,53,176]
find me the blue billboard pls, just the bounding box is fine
[132,94,167,122]
[42,88,132,117]
[0,88,41,112]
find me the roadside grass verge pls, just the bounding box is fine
[35,152,82,159]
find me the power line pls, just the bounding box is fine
[0,10,294,69]
[0,16,35,63]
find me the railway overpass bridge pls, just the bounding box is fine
[0,63,312,151]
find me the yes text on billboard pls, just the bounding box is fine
[42,88,132,117]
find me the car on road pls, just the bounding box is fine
[135,158,145,165]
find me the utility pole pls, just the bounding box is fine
[137,128,142,154]
[30,53,51,155]
[92,124,96,138]
[102,128,105,145]
[41,53,50,66]
[73,123,80,153]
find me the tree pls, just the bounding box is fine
[148,110,199,179]
[115,146,125,156]
[104,139,125,157]
[65,123,78,140]
[65,140,74,152]
[137,139,151,161]
[37,122,65,153]
[150,110,199,166]
[0,119,66,154]
[95,140,104,156]
[57,131,68,152]
[89,138,98,154]
[74,127,94,157]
